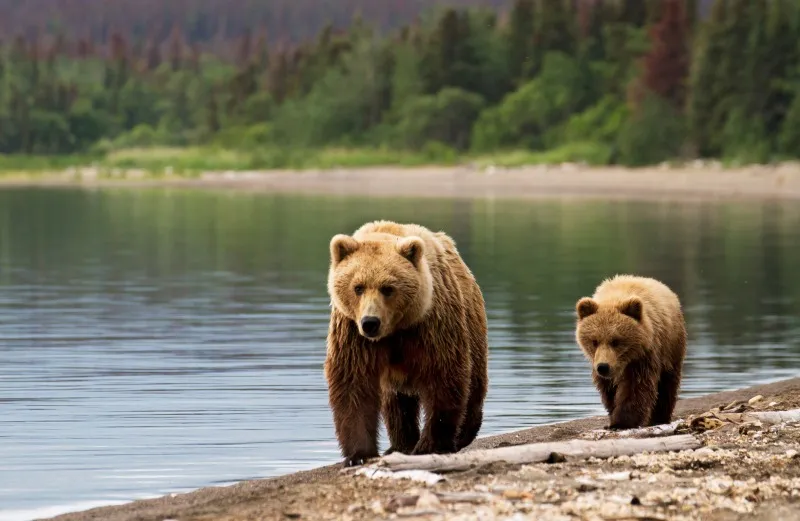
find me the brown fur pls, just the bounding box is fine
[575,275,687,430]
[324,220,489,467]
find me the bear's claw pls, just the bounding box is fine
[342,455,372,467]
[343,457,364,467]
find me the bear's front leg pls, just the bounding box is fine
[325,356,381,467]
[382,391,420,455]
[593,376,616,415]
[607,365,658,430]
[413,384,467,455]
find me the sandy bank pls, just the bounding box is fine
[3,163,800,202]
[43,377,800,521]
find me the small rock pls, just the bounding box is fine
[739,421,764,435]
[692,416,725,432]
[543,489,560,502]
[502,488,531,500]
[599,471,632,481]
[370,499,385,515]
[575,477,599,491]
[722,400,747,412]
[546,452,567,463]
[385,495,418,513]
[748,395,764,405]
[397,509,443,517]
[786,450,798,459]
[515,466,549,480]
[706,477,734,495]
[415,491,440,509]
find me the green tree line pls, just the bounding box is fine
[0,0,512,47]
[1,0,798,168]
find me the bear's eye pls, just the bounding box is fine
[354,284,365,296]
[380,286,394,297]
[592,340,599,348]
[610,339,619,348]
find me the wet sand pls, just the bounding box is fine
[3,162,800,202]
[43,377,800,521]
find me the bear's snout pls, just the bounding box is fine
[595,363,611,378]
[360,316,382,338]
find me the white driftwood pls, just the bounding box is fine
[742,409,800,425]
[582,420,683,440]
[377,434,701,472]
[354,467,444,485]
[435,491,495,504]
[582,408,800,440]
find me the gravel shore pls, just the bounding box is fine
[3,162,800,202]
[44,377,800,521]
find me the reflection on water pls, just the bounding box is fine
[0,189,799,518]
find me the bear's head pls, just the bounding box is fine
[327,232,434,341]
[574,296,648,381]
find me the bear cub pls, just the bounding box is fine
[575,274,687,430]
[324,220,489,467]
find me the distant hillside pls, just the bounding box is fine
[0,0,714,47]
[0,0,510,45]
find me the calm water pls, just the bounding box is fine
[1,189,799,520]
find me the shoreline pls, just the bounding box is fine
[1,163,800,202]
[43,376,800,521]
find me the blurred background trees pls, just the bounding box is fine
[2,0,799,168]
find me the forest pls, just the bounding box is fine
[0,0,797,170]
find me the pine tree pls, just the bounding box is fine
[268,49,290,103]
[506,0,537,83]
[206,87,221,133]
[765,0,800,139]
[688,0,742,155]
[236,29,253,67]
[107,31,130,114]
[576,0,611,62]
[419,8,460,93]
[537,0,576,56]
[168,25,184,71]
[689,0,777,156]
[640,0,690,109]
[419,8,485,96]
[619,0,649,27]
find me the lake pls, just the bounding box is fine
[1,188,799,520]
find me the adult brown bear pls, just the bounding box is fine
[324,220,489,467]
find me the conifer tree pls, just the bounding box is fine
[619,0,649,27]
[689,0,736,154]
[506,0,537,83]
[641,0,690,109]
[537,0,576,55]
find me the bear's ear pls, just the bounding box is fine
[396,236,425,267]
[330,234,359,265]
[618,297,643,322]
[576,297,598,320]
